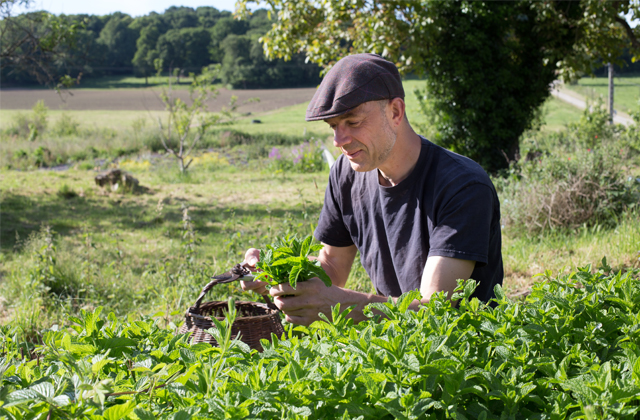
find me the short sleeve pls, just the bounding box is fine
[428,183,494,266]
[314,166,354,247]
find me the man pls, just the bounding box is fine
[242,53,503,325]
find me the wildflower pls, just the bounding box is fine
[269,147,282,160]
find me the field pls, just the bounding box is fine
[1,77,640,418]
[563,74,640,114]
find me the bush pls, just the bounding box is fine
[499,103,640,234]
[6,100,48,138]
[50,112,80,137]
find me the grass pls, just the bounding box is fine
[0,109,167,131]
[563,75,640,114]
[1,78,638,340]
[2,157,639,331]
[538,96,584,131]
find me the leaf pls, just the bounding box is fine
[310,244,323,253]
[91,359,110,375]
[179,348,196,365]
[396,290,421,313]
[300,235,312,257]
[308,264,332,287]
[289,265,303,289]
[134,408,155,420]
[103,400,136,420]
[96,337,137,356]
[30,382,55,399]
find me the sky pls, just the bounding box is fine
[12,0,245,17]
[10,0,639,27]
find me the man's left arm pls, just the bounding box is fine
[270,253,476,325]
[419,256,475,305]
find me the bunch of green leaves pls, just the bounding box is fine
[255,235,331,289]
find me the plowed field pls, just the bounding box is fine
[0,87,317,112]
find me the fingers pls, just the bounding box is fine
[243,248,260,270]
[269,282,300,297]
[240,279,268,296]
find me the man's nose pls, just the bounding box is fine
[333,126,351,148]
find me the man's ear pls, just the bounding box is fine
[388,97,405,127]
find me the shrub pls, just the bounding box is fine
[499,147,638,233]
[6,100,49,138]
[50,112,80,137]
[499,103,639,234]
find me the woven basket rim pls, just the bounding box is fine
[187,300,279,322]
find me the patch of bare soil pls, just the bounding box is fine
[0,87,318,112]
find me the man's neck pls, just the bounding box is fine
[377,127,422,187]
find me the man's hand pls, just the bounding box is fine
[239,248,269,295]
[269,278,349,326]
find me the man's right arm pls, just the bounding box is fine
[317,243,358,288]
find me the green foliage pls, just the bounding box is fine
[256,235,331,288]
[497,102,640,234]
[6,100,48,138]
[266,142,327,174]
[56,184,77,199]
[1,5,83,86]
[50,112,80,137]
[2,265,640,418]
[237,0,640,172]
[2,4,320,89]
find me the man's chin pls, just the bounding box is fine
[348,160,374,172]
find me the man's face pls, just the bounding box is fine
[324,101,396,172]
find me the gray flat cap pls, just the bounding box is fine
[305,53,405,121]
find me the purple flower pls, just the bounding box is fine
[269,147,282,160]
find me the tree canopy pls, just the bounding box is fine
[1,2,321,89]
[237,0,640,172]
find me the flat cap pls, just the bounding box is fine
[305,53,404,121]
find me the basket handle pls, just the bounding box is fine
[193,264,278,311]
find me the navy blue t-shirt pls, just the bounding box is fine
[314,137,503,302]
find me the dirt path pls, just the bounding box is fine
[0,86,318,113]
[550,82,634,126]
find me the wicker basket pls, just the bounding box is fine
[179,278,283,351]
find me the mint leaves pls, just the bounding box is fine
[254,235,332,289]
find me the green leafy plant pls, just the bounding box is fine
[2,262,640,419]
[255,235,331,289]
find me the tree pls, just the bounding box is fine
[1,0,82,87]
[132,23,160,83]
[156,65,237,173]
[97,13,138,74]
[196,6,225,28]
[157,27,212,74]
[164,6,198,30]
[237,0,640,172]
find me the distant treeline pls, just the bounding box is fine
[1,7,322,89]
